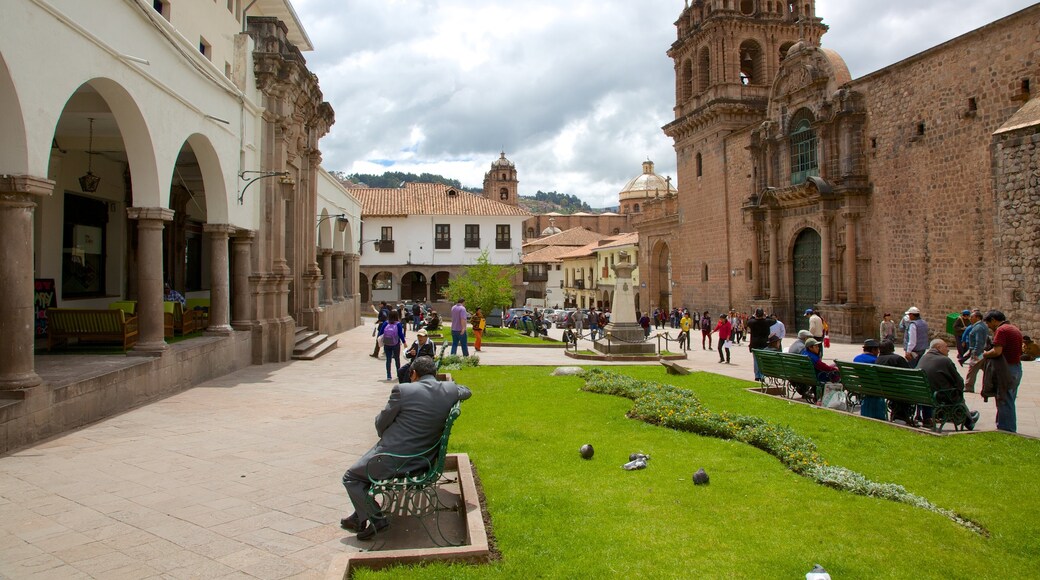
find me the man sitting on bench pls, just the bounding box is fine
[340,356,472,540]
[917,339,980,430]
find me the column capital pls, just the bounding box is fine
[127,206,174,221]
[203,223,236,235]
[0,174,55,196]
[842,211,861,222]
[318,247,334,256]
[232,228,257,240]
[332,250,347,257]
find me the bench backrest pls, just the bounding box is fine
[836,360,933,405]
[108,301,137,315]
[778,352,819,384]
[422,401,462,485]
[47,308,128,333]
[186,298,210,311]
[752,349,787,380]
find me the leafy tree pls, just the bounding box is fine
[341,171,480,193]
[527,190,593,213]
[443,250,518,315]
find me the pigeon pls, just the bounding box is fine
[693,468,709,485]
[629,452,649,461]
[579,444,594,459]
[622,457,648,470]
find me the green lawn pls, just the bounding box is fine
[357,366,1040,579]
[427,327,557,345]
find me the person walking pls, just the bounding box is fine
[806,308,825,355]
[963,310,988,392]
[700,311,713,350]
[879,312,896,344]
[714,313,732,363]
[450,298,470,357]
[902,306,929,368]
[380,310,406,381]
[679,310,692,351]
[472,307,486,352]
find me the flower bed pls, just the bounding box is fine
[580,368,985,535]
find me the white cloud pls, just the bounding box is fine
[293,0,1036,206]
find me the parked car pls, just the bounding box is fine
[541,308,557,323]
[554,308,578,328]
[486,307,503,328]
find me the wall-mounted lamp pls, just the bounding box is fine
[78,118,100,193]
[237,170,290,204]
[316,213,347,232]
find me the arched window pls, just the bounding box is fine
[526,227,535,238]
[739,40,763,85]
[634,203,641,213]
[698,47,711,92]
[702,263,709,282]
[789,112,819,185]
[696,152,703,177]
[499,187,509,200]
[746,259,753,280]
[740,0,755,15]
[779,41,795,63]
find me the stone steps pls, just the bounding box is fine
[292,327,337,360]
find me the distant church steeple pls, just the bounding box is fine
[483,151,519,206]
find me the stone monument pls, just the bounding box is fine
[594,251,656,355]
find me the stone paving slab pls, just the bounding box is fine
[2,322,1036,579]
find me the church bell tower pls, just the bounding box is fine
[483,151,519,206]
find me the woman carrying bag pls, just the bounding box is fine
[472,307,486,352]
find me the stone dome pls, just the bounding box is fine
[619,160,676,202]
[540,225,563,236]
[492,151,514,168]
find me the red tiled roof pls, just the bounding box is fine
[523,226,608,250]
[521,245,573,264]
[354,183,530,217]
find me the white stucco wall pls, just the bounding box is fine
[359,215,527,267]
[316,168,362,252]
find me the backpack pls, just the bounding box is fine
[382,322,400,347]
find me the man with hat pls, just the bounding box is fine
[903,306,929,368]
[399,328,436,383]
[854,339,887,420]
[788,330,812,355]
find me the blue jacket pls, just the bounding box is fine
[966,321,989,357]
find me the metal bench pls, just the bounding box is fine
[752,349,824,403]
[364,401,463,548]
[835,360,972,432]
[46,308,139,351]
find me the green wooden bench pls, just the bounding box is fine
[46,308,139,351]
[164,301,199,337]
[835,360,973,432]
[108,300,137,315]
[752,349,825,403]
[364,401,463,548]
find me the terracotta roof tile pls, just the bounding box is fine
[524,226,607,249]
[521,245,572,264]
[354,183,530,217]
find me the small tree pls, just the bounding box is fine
[443,250,518,315]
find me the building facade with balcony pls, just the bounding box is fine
[521,227,610,307]
[353,182,529,308]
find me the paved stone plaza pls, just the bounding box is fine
[1,324,1036,578]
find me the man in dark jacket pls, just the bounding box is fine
[876,340,913,423]
[398,329,437,384]
[747,308,776,380]
[918,339,979,430]
[341,356,471,540]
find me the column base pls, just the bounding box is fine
[129,341,168,356]
[0,371,43,391]
[205,325,235,336]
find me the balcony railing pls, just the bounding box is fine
[378,240,395,253]
[495,238,511,249]
[523,271,548,282]
[435,239,450,250]
[464,237,480,248]
[574,280,585,290]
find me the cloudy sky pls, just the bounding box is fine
[293,0,1036,208]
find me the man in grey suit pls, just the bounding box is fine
[340,356,472,540]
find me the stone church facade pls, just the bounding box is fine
[636,0,1040,340]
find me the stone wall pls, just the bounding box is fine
[992,122,1040,333]
[851,8,1040,322]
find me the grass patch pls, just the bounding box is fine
[356,366,1040,579]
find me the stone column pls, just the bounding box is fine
[231,230,255,330]
[204,224,234,334]
[768,220,780,299]
[0,175,54,390]
[320,249,334,305]
[333,251,346,301]
[751,221,763,298]
[820,215,833,303]
[128,207,175,355]
[844,212,859,305]
[346,254,358,297]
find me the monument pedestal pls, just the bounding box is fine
[593,322,656,355]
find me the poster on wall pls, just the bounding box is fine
[35,278,58,338]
